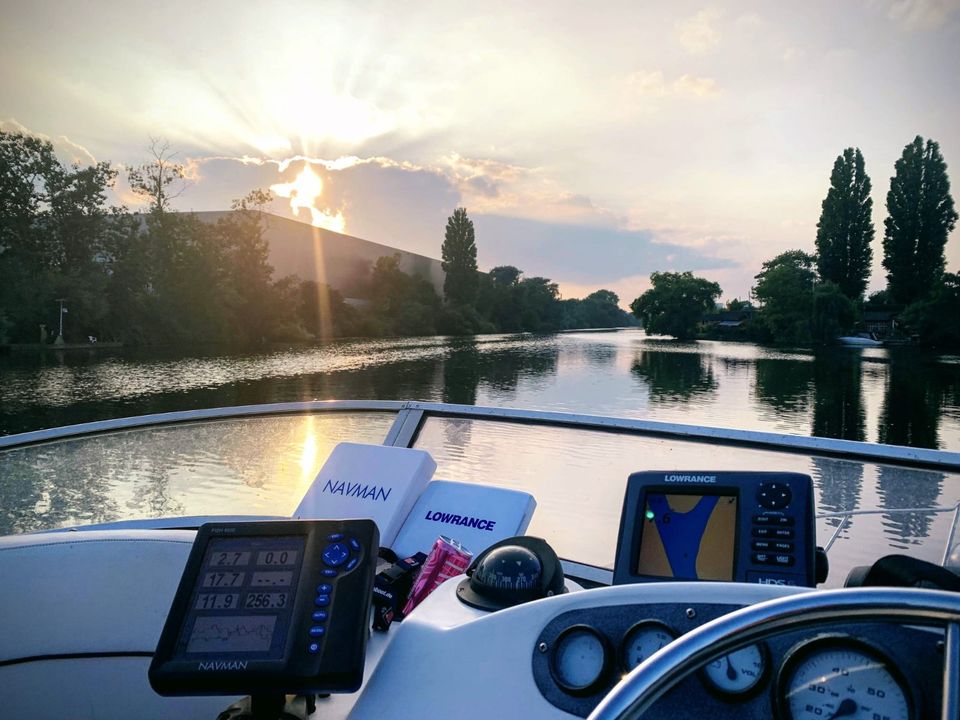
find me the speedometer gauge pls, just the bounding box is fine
[778,639,913,720]
[702,643,767,696]
[621,621,676,672]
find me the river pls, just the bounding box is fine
[2,328,959,449]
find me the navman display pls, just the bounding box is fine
[613,471,816,587]
[149,519,378,696]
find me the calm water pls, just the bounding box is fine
[2,329,960,449]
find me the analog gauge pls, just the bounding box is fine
[702,644,767,696]
[779,640,912,720]
[550,625,611,695]
[621,621,676,672]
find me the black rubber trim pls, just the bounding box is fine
[0,651,154,668]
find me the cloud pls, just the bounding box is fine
[625,71,721,98]
[675,8,722,54]
[0,118,97,165]
[873,0,960,29]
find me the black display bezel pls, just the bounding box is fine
[149,519,378,696]
[772,634,917,720]
[619,619,677,673]
[632,487,742,582]
[549,624,613,697]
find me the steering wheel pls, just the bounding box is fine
[587,587,960,720]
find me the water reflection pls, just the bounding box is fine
[812,352,865,442]
[754,358,812,415]
[810,457,863,534]
[876,465,945,548]
[879,351,941,448]
[631,346,717,401]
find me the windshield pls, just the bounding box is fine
[1,3,959,581]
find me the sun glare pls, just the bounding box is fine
[270,163,346,233]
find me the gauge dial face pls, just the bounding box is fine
[782,644,911,720]
[621,622,675,672]
[703,644,766,695]
[551,626,609,693]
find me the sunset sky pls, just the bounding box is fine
[2,0,959,303]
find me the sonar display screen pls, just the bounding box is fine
[636,493,738,581]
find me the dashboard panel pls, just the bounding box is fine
[532,602,942,718]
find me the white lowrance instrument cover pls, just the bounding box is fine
[392,479,537,559]
[294,443,436,546]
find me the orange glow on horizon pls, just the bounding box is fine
[270,162,346,233]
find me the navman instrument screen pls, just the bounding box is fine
[614,472,815,587]
[150,519,378,696]
[636,493,738,581]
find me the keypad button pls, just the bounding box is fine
[751,553,771,564]
[312,610,328,622]
[773,542,794,552]
[316,583,333,594]
[772,528,794,539]
[322,542,350,567]
[757,482,793,510]
[346,557,358,571]
[327,533,344,542]
[309,626,326,637]
[349,538,361,551]
[752,527,772,538]
[321,568,338,578]
[773,554,795,566]
[752,514,773,524]
[751,540,772,551]
[774,516,795,526]
[314,594,331,607]
[308,642,321,654]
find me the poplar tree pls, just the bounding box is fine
[815,148,874,300]
[441,207,478,306]
[883,136,958,305]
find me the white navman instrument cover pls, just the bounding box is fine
[391,480,537,559]
[293,443,436,546]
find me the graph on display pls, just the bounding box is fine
[186,615,277,653]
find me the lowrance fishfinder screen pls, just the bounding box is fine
[174,535,305,659]
[636,493,738,581]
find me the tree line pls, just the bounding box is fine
[631,136,958,347]
[0,132,634,346]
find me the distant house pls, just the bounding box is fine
[862,310,897,337]
[702,306,757,330]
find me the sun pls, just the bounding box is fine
[270,163,346,233]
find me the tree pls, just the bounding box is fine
[811,281,855,344]
[630,271,721,340]
[815,148,874,300]
[883,136,958,305]
[127,138,187,215]
[752,251,817,344]
[899,272,960,348]
[441,207,478,306]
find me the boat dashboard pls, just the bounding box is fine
[0,525,952,720]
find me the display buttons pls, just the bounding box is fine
[327,533,344,542]
[773,541,794,552]
[308,642,321,654]
[320,568,338,578]
[349,537,361,551]
[756,482,792,510]
[772,528,794,539]
[322,542,350,567]
[773,554,795,566]
[751,540,772,551]
[309,625,326,637]
[316,583,333,594]
[346,557,358,571]
[752,514,773,524]
[312,610,328,622]
[314,594,331,607]
[773,516,795,526]
[752,527,772,538]
[751,553,771,564]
